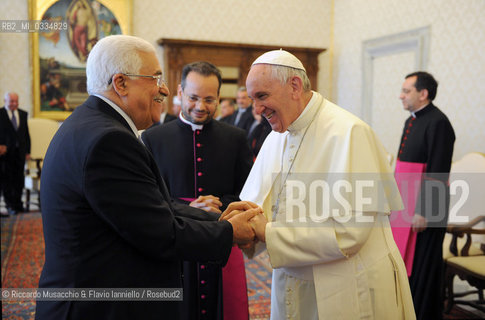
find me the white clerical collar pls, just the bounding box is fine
[287,91,322,133]
[411,103,430,118]
[93,94,140,139]
[179,112,204,131]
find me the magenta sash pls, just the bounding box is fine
[390,160,426,276]
[179,197,249,318]
[222,247,249,320]
[179,197,196,203]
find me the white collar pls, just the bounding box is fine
[179,112,204,131]
[410,103,430,118]
[5,105,18,116]
[287,91,322,133]
[93,94,140,139]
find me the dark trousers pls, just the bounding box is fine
[0,147,25,211]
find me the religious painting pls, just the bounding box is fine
[30,0,132,120]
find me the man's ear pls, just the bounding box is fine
[289,76,303,99]
[177,84,183,99]
[419,88,429,102]
[112,74,128,96]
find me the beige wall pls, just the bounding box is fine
[1,0,484,160]
[0,0,31,111]
[332,0,485,160]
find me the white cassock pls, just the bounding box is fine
[240,92,416,320]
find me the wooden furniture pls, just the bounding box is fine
[444,216,485,313]
[158,39,326,111]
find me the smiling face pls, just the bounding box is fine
[246,64,300,133]
[124,51,169,129]
[178,71,219,125]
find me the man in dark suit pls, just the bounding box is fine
[246,106,272,158]
[35,35,260,320]
[218,98,235,123]
[142,62,253,320]
[228,86,254,134]
[0,92,30,215]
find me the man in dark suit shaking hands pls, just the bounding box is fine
[0,92,30,215]
[35,35,260,320]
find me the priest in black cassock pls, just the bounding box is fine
[392,71,455,320]
[142,61,253,320]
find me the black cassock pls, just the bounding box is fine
[396,103,455,320]
[142,118,253,320]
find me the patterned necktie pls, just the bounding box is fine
[11,111,18,131]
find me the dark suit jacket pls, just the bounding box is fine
[247,117,272,158]
[0,106,31,157]
[229,106,254,135]
[219,114,233,124]
[35,96,233,320]
[163,113,177,123]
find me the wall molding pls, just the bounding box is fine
[361,26,430,124]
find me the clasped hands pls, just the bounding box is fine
[219,201,268,249]
[189,196,268,249]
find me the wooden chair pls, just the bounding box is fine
[444,216,485,313]
[24,118,59,211]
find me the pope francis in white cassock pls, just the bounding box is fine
[240,50,416,320]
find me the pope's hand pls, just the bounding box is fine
[250,212,268,242]
[219,201,260,221]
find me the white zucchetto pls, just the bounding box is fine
[251,49,306,72]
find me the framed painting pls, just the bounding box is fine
[29,0,132,120]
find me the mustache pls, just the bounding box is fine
[154,95,166,102]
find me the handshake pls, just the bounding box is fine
[219,201,268,249]
[220,201,268,249]
[189,197,267,249]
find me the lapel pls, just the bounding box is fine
[1,107,18,132]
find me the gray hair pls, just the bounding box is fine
[4,92,17,100]
[86,35,156,95]
[269,65,311,91]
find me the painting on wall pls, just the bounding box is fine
[30,0,132,120]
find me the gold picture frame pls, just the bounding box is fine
[29,0,132,120]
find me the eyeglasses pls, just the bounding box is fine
[108,73,166,87]
[182,91,218,106]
